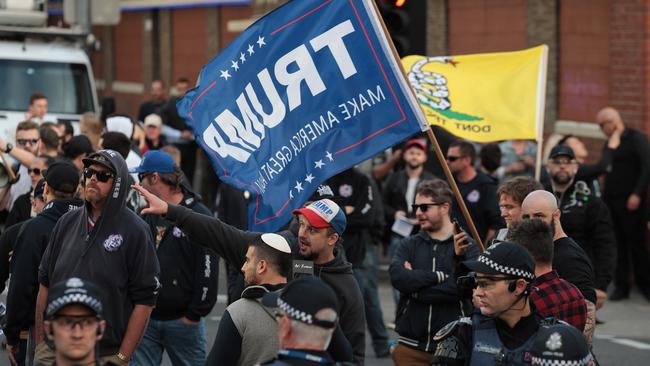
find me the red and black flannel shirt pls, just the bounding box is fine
[530,270,587,332]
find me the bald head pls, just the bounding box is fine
[596,107,623,136]
[521,190,559,225]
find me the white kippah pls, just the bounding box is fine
[261,233,291,254]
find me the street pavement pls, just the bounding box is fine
[2,258,650,365]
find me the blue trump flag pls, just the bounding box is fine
[177,0,428,232]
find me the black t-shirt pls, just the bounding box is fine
[553,237,596,304]
[452,171,503,240]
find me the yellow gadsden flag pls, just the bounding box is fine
[402,45,548,142]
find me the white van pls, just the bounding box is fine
[0,39,99,142]
[0,0,99,143]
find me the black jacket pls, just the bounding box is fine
[452,171,503,241]
[326,168,374,266]
[389,230,479,352]
[0,223,22,294]
[39,150,160,356]
[382,169,436,226]
[4,198,83,345]
[143,193,218,321]
[603,127,650,198]
[5,191,32,228]
[165,204,367,364]
[554,181,617,290]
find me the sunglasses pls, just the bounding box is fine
[17,138,38,146]
[83,167,115,183]
[138,172,153,182]
[28,167,42,175]
[446,155,463,162]
[411,202,444,213]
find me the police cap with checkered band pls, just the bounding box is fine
[262,276,338,329]
[531,323,594,366]
[46,277,104,319]
[462,241,536,281]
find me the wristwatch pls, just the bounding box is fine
[4,143,12,153]
[116,352,129,363]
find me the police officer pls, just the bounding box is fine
[432,242,555,366]
[260,276,347,366]
[546,144,616,309]
[38,277,112,366]
[530,323,595,366]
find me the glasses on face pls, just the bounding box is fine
[52,315,99,331]
[446,155,463,162]
[138,173,152,182]
[475,276,518,289]
[83,167,115,183]
[17,139,38,146]
[28,167,42,175]
[549,159,576,166]
[412,203,444,213]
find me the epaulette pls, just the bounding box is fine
[434,317,471,341]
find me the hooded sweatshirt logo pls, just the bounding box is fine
[103,234,123,252]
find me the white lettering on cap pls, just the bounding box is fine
[307,198,339,223]
[261,233,291,253]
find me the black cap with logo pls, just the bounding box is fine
[531,323,594,366]
[462,241,535,280]
[46,277,103,319]
[549,144,576,160]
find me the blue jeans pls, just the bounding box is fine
[131,318,206,366]
[389,234,404,305]
[353,245,390,355]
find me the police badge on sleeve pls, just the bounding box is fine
[103,234,124,252]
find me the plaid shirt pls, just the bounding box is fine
[530,270,587,332]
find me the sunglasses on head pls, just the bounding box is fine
[17,138,38,146]
[83,167,115,183]
[411,202,444,213]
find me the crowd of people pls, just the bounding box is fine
[0,81,648,366]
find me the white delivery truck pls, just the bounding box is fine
[0,0,99,143]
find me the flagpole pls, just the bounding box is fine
[534,45,549,181]
[367,0,485,252]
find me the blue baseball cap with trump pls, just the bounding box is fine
[130,150,176,174]
[292,198,347,235]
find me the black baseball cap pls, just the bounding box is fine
[46,277,103,319]
[262,276,338,328]
[531,323,594,366]
[549,145,576,160]
[82,150,116,173]
[43,161,80,194]
[462,241,535,280]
